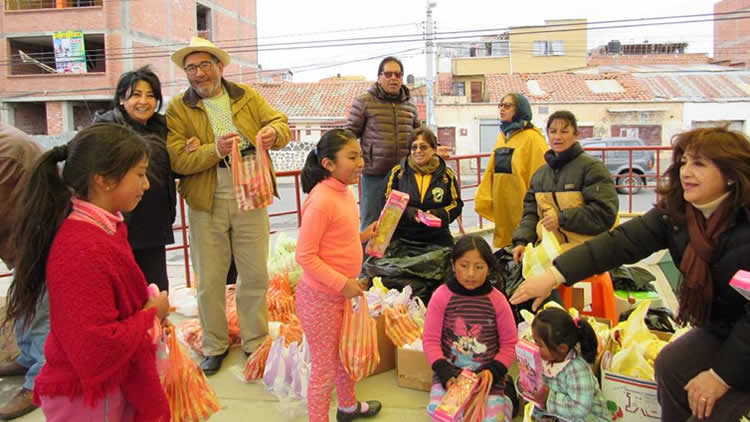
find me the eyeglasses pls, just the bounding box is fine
[381,71,403,79]
[411,144,432,152]
[499,102,515,110]
[184,61,214,75]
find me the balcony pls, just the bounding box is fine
[5,0,102,10]
[8,34,106,75]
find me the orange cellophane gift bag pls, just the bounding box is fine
[162,322,221,422]
[339,296,380,381]
[266,272,296,323]
[242,335,272,381]
[383,304,422,347]
[462,370,492,422]
[231,133,274,211]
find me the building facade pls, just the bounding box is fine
[1,0,258,134]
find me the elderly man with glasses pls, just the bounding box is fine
[345,56,421,231]
[165,37,290,375]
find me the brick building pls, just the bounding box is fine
[714,0,750,67]
[0,0,259,135]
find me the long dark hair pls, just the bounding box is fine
[113,65,163,112]
[656,127,750,223]
[301,128,357,193]
[532,308,599,363]
[5,123,150,327]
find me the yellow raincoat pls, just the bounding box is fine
[475,127,548,247]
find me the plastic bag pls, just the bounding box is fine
[463,370,493,422]
[263,335,310,400]
[179,286,240,355]
[339,296,380,381]
[231,133,274,211]
[383,304,422,347]
[365,190,410,258]
[522,228,561,280]
[162,322,221,422]
[242,336,272,381]
[268,233,302,288]
[266,272,296,323]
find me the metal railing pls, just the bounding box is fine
[0,145,672,283]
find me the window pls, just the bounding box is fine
[5,0,102,10]
[451,81,465,96]
[533,40,564,56]
[8,34,105,75]
[490,41,510,57]
[196,4,212,40]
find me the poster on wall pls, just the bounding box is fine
[53,30,87,73]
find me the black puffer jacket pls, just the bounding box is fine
[345,84,420,176]
[93,108,177,249]
[512,143,618,248]
[553,206,750,390]
[384,156,462,246]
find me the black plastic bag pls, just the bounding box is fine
[610,266,656,292]
[619,306,677,333]
[363,238,452,304]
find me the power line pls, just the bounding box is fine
[3,10,748,66]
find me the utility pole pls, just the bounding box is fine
[425,1,436,129]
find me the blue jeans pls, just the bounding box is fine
[359,174,389,231]
[14,292,49,391]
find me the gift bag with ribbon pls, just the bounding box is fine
[522,228,562,280]
[231,133,274,211]
[383,304,422,347]
[339,296,380,381]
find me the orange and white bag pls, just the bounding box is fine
[383,304,422,347]
[339,296,380,381]
[231,133,274,211]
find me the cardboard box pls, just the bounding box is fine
[601,370,660,421]
[370,315,395,376]
[396,347,433,391]
[600,330,671,422]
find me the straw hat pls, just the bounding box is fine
[171,37,231,68]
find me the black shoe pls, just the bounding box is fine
[200,350,229,376]
[336,401,382,422]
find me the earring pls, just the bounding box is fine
[728,181,735,186]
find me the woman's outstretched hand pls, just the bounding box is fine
[509,269,558,311]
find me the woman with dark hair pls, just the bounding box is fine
[364,126,463,303]
[511,127,750,421]
[512,110,618,262]
[475,93,549,248]
[384,126,462,247]
[94,65,177,291]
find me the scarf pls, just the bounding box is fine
[500,93,533,138]
[677,197,733,326]
[407,154,440,175]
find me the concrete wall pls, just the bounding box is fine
[683,102,750,136]
[508,19,587,74]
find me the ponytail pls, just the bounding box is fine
[300,128,356,193]
[5,146,72,328]
[5,123,149,328]
[574,317,599,364]
[532,307,600,364]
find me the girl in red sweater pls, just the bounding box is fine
[295,129,380,422]
[4,123,171,421]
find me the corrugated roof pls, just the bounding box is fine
[636,72,750,101]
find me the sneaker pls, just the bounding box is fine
[199,350,229,376]
[0,388,37,420]
[0,362,28,378]
[336,401,382,422]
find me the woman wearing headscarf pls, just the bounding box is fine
[475,93,548,248]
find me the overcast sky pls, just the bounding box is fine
[256,0,717,82]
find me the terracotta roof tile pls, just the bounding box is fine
[485,72,652,103]
[250,81,372,118]
[587,53,711,66]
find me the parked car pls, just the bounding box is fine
[580,137,656,194]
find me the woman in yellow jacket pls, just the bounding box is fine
[476,93,548,248]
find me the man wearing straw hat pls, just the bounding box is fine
[166,37,291,375]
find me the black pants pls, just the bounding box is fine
[655,327,750,421]
[132,246,169,292]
